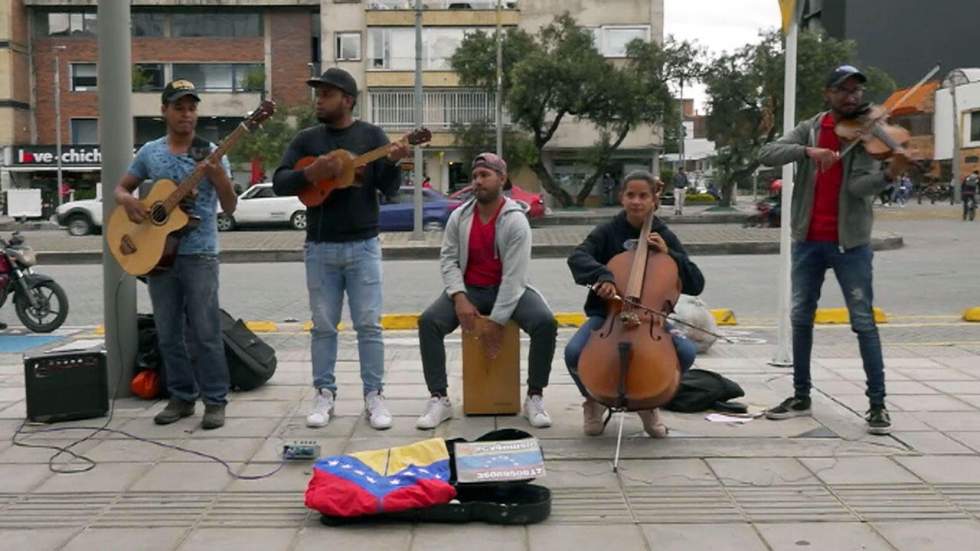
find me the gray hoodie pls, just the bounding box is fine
[758,111,890,250]
[440,196,539,325]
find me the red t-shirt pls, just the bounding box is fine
[463,200,505,287]
[807,113,843,242]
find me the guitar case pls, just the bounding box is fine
[319,429,551,526]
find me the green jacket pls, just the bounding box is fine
[758,111,890,250]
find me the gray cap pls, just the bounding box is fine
[306,67,358,97]
[826,64,867,88]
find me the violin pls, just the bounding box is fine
[835,104,911,160]
[577,211,682,411]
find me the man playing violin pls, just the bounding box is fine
[565,171,704,438]
[114,80,238,430]
[415,153,557,430]
[759,65,911,435]
[272,68,411,430]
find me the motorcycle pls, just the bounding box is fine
[916,182,952,204]
[0,232,69,332]
[743,199,780,228]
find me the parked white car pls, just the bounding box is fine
[55,186,103,236]
[217,182,306,231]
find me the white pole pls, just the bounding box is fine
[411,0,424,240]
[54,50,64,208]
[770,9,799,367]
[495,0,503,157]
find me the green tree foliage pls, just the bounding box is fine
[230,104,317,174]
[704,29,895,206]
[450,119,537,174]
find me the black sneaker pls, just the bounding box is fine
[765,396,812,420]
[866,405,891,435]
[201,403,226,430]
[153,398,195,425]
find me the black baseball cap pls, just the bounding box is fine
[307,67,358,97]
[161,79,201,105]
[826,65,867,88]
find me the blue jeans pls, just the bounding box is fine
[564,316,698,398]
[791,241,885,405]
[305,238,384,397]
[147,254,229,405]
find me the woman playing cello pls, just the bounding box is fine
[565,170,704,437]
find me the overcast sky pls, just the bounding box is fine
[664,0,782,111]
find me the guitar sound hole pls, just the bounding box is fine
[150,203,168,225]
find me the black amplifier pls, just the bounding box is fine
[24,345,109,423]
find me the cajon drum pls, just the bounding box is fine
[462,318,521,415]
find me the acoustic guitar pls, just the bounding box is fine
[106,100,276,276]
[295,127,431,207]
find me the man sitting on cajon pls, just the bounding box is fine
[416,152,557,430]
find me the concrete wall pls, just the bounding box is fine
[934,81,980,176]
[0,0,31,146]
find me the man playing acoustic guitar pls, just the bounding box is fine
[114,80,238,430]
[273,68,410,430]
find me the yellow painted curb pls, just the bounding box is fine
[963,307,980,322]
[381,313,420,330]
[301,321,345,331]
[554,312,587,327]
[245,320,278,333]
[814,307,888,324]
[94,324,105,336]
[711,309,737,326]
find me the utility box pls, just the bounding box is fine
[5,189,43,218]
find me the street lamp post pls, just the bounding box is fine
[53,45,67,207]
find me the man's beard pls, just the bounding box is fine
[476,189,501,204]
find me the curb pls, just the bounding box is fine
[34,234,904,265]
[963,307,980,322]
[814,307,888,324]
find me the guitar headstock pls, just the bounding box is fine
[244,100,277,131]
[405,128,432,146]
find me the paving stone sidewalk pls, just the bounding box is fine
[0,328,978,550]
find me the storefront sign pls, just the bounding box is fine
[11,145,102,167]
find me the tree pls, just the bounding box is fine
[704,29,895,206]
[574,37,707,205]
[452,14,612,206]
[450,119,537,174]
[229,104,317,174]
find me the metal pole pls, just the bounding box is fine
[99,0,137,397]
[495,0,503,157]
[54,49,64,207]
[411,0,424,240]
[678,78,685,169]
[771,7,800,368]
[951,83,962,204]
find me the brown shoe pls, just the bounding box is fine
[582,398,607,436]
[637,408,668,438]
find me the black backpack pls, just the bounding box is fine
[666,368,745,413]
[219,309,277,391]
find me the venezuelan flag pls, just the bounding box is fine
[305,438,457,518]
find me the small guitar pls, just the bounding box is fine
[106,100,276,276]
[295,127,432,207]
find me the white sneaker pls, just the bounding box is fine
[522,395,552,428]
[416,396,453,430]
[365,391,393,430]
[306,388,335,428]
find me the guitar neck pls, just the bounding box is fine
[351,138,405,168]
[164,123,249,211]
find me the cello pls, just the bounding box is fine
[577,210,682,412]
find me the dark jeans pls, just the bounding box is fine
[791,241,885,405]
[964,195,976,220]
[147,254,229,405]
[564,316,698,398]
[418,286,556,395]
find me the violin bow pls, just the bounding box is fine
[838,63,941,160]
[584,284,735,343]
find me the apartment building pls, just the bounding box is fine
[2,0,663,208]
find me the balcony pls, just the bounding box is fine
[366,0,519,26]
[369,88,508,131]
[368,1,518,9]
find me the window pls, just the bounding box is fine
[336,32,362,61]
[172,64,264,92]
[592,25,650,57]
[368,28,468,70]
[42,12,98,37]
[132,13,166,37]
[971,111,980,144]
[194,117,245,145]
[133,64,166,92]
[70,119,98,144]
[172,12,261,37]
[134,117,166,145]
[250,186,277,199]
[71,63,97,91]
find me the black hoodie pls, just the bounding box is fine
[566,211,705,318]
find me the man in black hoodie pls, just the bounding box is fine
[566,170,704,437]
[273,68,410,431]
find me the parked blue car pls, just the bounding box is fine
[379,187,461,232]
